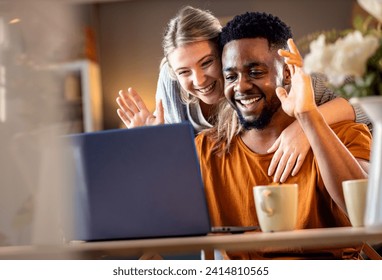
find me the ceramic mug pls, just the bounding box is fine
[342,179,368,227]
[253,184,298,232]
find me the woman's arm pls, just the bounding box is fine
[311,72,372,128]
[268,97,358,183]
[317,97,355,124]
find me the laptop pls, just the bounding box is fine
[64,122,211,241]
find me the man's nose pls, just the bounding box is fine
[234,75,252,93]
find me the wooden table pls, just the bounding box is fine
[0,226,381,259]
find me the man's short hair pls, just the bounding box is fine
[219,12,293,51]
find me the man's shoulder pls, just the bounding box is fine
[194,130,233,156]
[329,120,372,148]
[330,120,371,136]
[195,130,216,148]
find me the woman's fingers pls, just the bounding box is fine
[272,152,288,183]
[291,153,306,176]
[128,87,149,113]
[279,152,298,183]
[268,138,281,176]
[156,99,165,125]
[116,96,134,119]
[272,151,298,183]
[117,108,131,128]
[267,137,280,154]
[119,90,140,114]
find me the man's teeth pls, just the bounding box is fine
[240,97,261,105]
[198,83,214,93]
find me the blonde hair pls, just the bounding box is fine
[204,99,243,155]
[161,6,222,104]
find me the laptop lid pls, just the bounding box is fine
[65,123,211,241]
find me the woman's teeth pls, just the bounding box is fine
[198,82,215,93]
[240,97,261,105]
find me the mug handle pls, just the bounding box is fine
[260,189,274,216]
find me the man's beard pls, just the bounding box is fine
[236,95,281,130]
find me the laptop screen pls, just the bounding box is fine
[65,123,211,241]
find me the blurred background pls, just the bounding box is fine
[0,0,360,247]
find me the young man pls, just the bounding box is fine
[195,12,372,259]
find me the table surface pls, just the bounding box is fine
[1,226,382,259]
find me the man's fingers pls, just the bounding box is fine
[285,58,303,68]
[278,39,303,69]
[287,38,301,57]
[275,87,288,101]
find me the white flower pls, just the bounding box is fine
[304,31,379,86]
[358,0,382,22]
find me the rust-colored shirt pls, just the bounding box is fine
[195,121,372,259]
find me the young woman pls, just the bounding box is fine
[116,6,370,183]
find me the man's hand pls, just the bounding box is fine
[276,39,316,118]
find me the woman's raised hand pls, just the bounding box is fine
[116,87,164,128]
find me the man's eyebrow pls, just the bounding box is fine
[223,62,265,72]
[223,66,235,72]
[246,62,265,68]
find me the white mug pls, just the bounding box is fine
[342,179,368,227]
[253,184,298,232]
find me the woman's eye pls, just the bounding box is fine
[177,70,190,76]
[201,59,213,68]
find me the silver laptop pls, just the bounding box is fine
[65,123,211,241]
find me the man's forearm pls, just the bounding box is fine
[296,108,368,212]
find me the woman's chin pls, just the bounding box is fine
[200,93,223,105]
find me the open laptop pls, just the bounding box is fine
[64,122,211,241]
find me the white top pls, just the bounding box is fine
[187,102,213,134]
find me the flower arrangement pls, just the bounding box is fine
[303,0,382,98]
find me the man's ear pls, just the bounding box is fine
[283,64,291,86]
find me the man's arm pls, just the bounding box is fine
[276,39,370,212]
[295,109,369,211]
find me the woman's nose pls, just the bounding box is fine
[192,70,207,87]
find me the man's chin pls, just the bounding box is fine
[237,112,259,130]
[236,110,270,131]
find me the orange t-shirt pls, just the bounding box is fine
[195,121,372,259]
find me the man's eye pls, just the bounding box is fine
[224,74,236,82]
[250,70,264,77]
